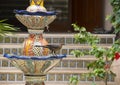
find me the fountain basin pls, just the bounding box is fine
[4,53,66,85]
[4,53,66,75]
[14,10,57,31]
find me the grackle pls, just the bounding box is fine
[35,44,64,56]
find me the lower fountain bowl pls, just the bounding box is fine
[4,54,66,85]
[4,53,66,75]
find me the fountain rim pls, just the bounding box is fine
[4,53,66,60]
[14,10,58,16]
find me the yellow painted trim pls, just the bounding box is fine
[30,0,44,7]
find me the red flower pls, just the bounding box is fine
[114,52,120,60]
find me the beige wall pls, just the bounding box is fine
[104,0,113,31]
[111,59,120,85]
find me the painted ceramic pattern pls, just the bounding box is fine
[16,15,56,30]
[23,34,49,56]
[11,58,61,75]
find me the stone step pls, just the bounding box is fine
[0,33,115,44]
[0,81,25,85]
[46,81,115,85]
[5,33,116,38]
[0,81,115,85]
[0,67,89,74]
[0,44,112,55]
[0,43,112,48]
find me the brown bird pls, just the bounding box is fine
[35,44,64,56]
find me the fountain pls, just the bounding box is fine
[4,0,66,85]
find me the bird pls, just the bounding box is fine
[35,44,64,56]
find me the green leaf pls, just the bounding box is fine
[69,76,79,85]
[72,24,80,31]
[72,23,117,82]
[106,15,112,20]
[71,50,84,57]
[0,19,8,23]
[0,19,17,37]
[80,27,86,32]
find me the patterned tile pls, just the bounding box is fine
[107,38,113,44]
[17,74,24,81]
[12,37,17,43]
[87,76,94,81]
[9,74,15,81]
[48,74,55,81]
[56,74,63,81]
[95,76,101,81]
[2,60,8,67]
[70,60,76,68]
[62,49,67,54]
[62,60,68,67]
[18,38,24,43]
[0,60,1,67]
[80,74,86,81]
[100,38,106,44]
[0,74,7,81]
[5,37,10,43]
[53,38,59,43]
[64,74,70,81]
[0,48,3,54]
[59,38,65,44]
[12,48,17,54]
[4,48,10,54]
[66,38,73,44]
[77,61,83,68]
[0,36,3,43]
[82,49,90,55]
[18,48,23,55]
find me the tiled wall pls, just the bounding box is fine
[0,73,24,81]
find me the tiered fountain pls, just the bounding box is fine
[4,0,66,85]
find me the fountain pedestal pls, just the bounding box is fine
[25,75,45,85]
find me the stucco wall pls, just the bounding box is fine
[111,59,120,85]
[104,0,113,31]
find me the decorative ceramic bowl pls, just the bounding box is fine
[16,14,56,30]
[4,54,66,85]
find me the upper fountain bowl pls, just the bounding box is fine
[14,5,57,34]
